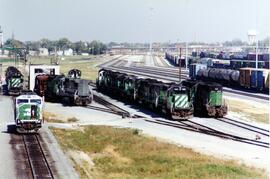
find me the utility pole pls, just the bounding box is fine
[179,48,182,82]
[255,39,258,69]
[185,42,188,70]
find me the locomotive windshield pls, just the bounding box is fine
[172,87,187,94]
[17,99,29,104]
[30,99,42,104]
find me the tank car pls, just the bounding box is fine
[5,66,24,95]
[14,91,43,133]
[196,67,240,86]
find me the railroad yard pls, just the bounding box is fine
[0,53,269,178]
[1,1,270,178]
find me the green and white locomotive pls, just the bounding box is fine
[5,66,24,95]
[15,91,43,133]
[96,69,193,120]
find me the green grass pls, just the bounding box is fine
[0,58,15,63]
[50,125,267,179]
[225,97,269,123]
[28,55,97,65]
[27,55,104,81]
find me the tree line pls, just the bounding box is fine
[4,38,107,55]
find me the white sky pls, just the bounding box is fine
[0,0,269,43]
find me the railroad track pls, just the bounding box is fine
[146,119,269,148]
[215,117,269,137]
[92,94,143,118]
[22,134,54,179]
[89,81,269,148]
[97,55,126,68]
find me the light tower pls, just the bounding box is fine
[0,26,3,48]
[247,30,257,45]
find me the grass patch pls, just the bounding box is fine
[50,125,267,179]
[43,111,65,123]
[225,97,269,123]
[59,58,103,81]
[27,55,105,81]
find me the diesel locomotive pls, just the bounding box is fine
[34,69,93,106]
[14,91,43,133]
[97,69,193,119]
[5,66,24,95]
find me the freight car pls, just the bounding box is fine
[239,68,270,91]
[34,71,93,106]
[196,67,240,86]
[5,66,24,95]
[165,52,187,67]
[14,91,43,133]
[97,69,193,120]
[191,63,270,92]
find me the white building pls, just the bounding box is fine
[0,26,3,47]
[56,50,63,56]
[81,53,89,56]
[29,50,38,56]
[64,48,73,56]
[39,48,49,56]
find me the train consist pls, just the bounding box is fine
[14,91,43,133]
[34,69,93,106]
[5,66,24,95]
[165,52,189,67]
[165,52,270,69]
[189,64,270,91]
[96,69,227,119]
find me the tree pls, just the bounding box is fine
[25,41,40,51]
[57,38,71,50]
[89,40,107,55]
[40,38,50,48]
[5,38,25,49]
[74,41,88,54]
[108,42,118,47]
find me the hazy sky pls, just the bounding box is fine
[0,0,269,43]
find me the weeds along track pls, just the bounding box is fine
[22,134,54,179]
